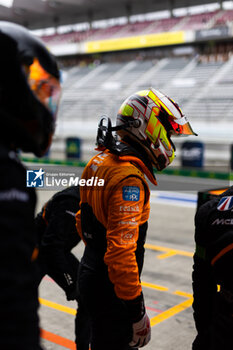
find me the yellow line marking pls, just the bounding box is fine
[150,296,193,327]
[156,251,177,259]
[39,298,76,316]
[141,281,169,292]
[145,243,193,259]
[173,290,193,298]
[40,284,194,329]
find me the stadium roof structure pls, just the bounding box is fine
[0,0,227,29]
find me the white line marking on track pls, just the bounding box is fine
[150,191,197,208]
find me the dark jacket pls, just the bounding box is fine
[35,185,81,297]
[0,146,40,349]
[193,186,233,349]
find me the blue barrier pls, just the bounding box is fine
[181,141,204,168]
[66,137,82,160]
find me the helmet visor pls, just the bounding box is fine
[168,116,197,136]
[27,58,61,121]
[150,89,197,137]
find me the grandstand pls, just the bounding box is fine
[56,48,233,124]
[53,53,233,164]
[39,9,233,44]
[41,4,232,166]
[58,56,233,126]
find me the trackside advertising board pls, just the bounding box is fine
[195,26,230,41]
[85,31,185,53]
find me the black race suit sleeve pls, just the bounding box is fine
[192,253,216,350]
[40,196,81,299]
[192,205,217,350]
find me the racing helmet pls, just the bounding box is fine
[116,88,197,171]
[0,21,61,156]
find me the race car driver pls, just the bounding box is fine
[35,186,90,350]
[193,186,233,349]
[0,21,61,349]
[76,88,196,350]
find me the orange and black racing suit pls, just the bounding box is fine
[76,149,154,350]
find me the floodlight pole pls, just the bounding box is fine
[88,9,93,29]
[126,3,132,24]
[53,16,59,34]
[169,0,174,18]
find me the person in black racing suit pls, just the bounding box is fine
[35,186,90,350]
[0,21,61,350]
[193,186,233,349]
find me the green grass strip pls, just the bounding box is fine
[21,157,86,168]
[157,167,233,181]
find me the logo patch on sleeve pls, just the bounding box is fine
[217,196,233,211]
[120,230,136,244]
[122,186,140,201]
